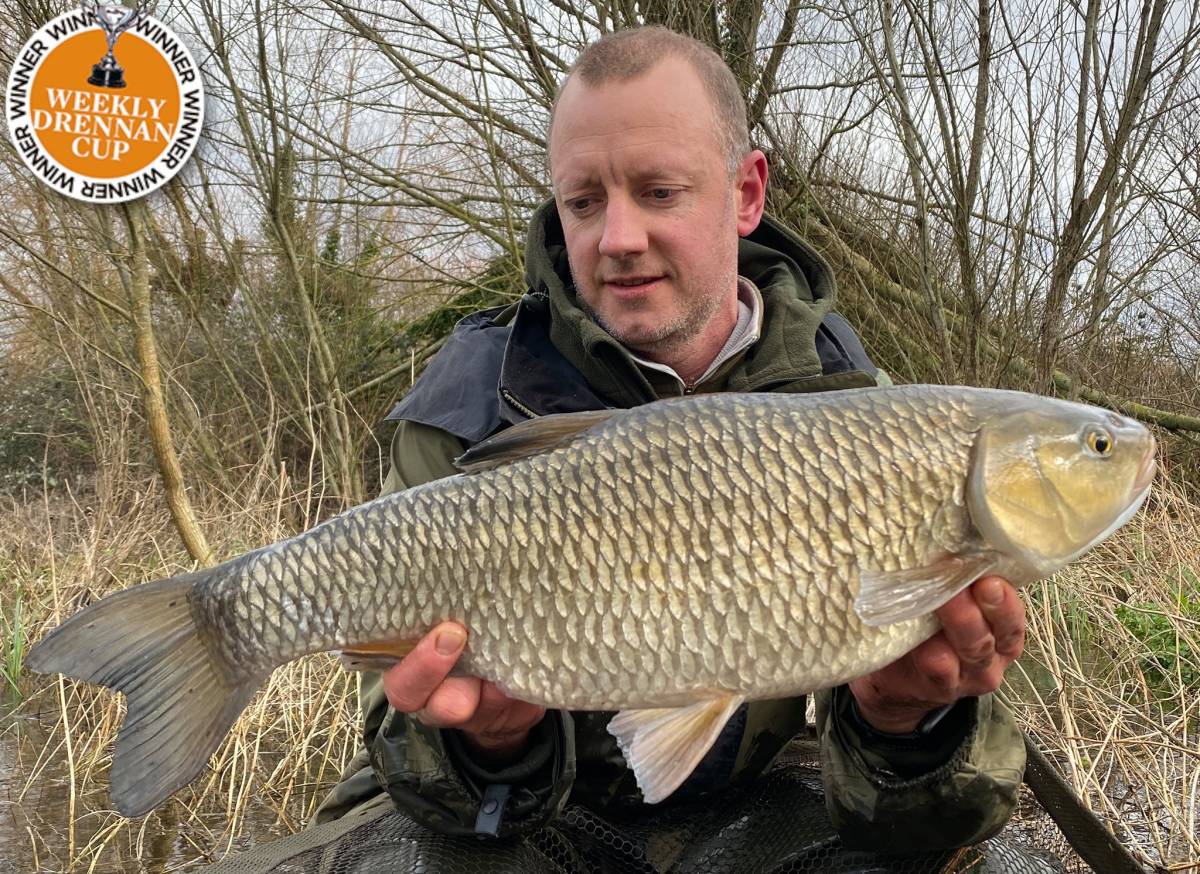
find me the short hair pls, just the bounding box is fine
[548,26,751,177]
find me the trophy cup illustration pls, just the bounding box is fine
[82,1,151,88]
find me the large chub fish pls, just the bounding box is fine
[27,386,1156,816]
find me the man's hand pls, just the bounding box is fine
[848,576,1026,734]
[381,621,546,764]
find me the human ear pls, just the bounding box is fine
[734,150,768,236]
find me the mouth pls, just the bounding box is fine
[1134,436,1158,492]
[602,276,665,296]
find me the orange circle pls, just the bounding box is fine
[29,29,180,179]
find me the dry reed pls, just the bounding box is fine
[1008,471,1200,872]
[1,458,363,873]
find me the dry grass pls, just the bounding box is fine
[1,461,1197,872]
[1008,473,1200,872]
[1,463,363,873]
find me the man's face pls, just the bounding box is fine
[548,58,764,362]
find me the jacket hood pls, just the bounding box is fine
[522,199,839,407]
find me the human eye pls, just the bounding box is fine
[565,195,597,215]
[646,187,678,202]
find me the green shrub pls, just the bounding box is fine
[1,595,26,702]
[0,361,92,494]
[1115,577,1200,693]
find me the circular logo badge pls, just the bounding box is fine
[5,9,203,203]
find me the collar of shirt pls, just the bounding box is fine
[628,276,765,394]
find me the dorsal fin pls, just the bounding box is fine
[455,409,621,473]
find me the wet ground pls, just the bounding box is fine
[0,704,292,873]
[2,708,172,873]
[0,713,36,873]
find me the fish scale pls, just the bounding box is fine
[26,385,1155,814]
[517,395,952,695]
[228,391,930,699]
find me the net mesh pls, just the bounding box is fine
[204,741,1084,874]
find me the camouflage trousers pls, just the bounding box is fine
[202,757,1065,874]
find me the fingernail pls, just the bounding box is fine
[980,578,1004,606]
[436,628,466,656]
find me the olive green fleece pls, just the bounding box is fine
[526,200,865,405]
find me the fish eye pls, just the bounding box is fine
[1085,428,1114,457]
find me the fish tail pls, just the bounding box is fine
[26,570,265,818]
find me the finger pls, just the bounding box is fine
[472,681,519,722]
[419,675,483,727]
[381,622,468,713]
[461,682,547,737]
[909,634,961,698]
[961,660,1008,697]
[936,585,996,671]
[973,576,1026,659]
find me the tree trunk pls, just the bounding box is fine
[122,201,215,567]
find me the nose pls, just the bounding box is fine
[598,195,648,259]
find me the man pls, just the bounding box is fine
[315,25,1027,858]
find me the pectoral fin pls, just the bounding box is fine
[854,552,1000,627]
[607,694,744,804]
[337,638,419,672]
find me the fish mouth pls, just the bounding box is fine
[1134,436,1157,493]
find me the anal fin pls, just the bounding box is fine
[607,694,744,804]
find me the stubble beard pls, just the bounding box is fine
[571,260,738,364]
